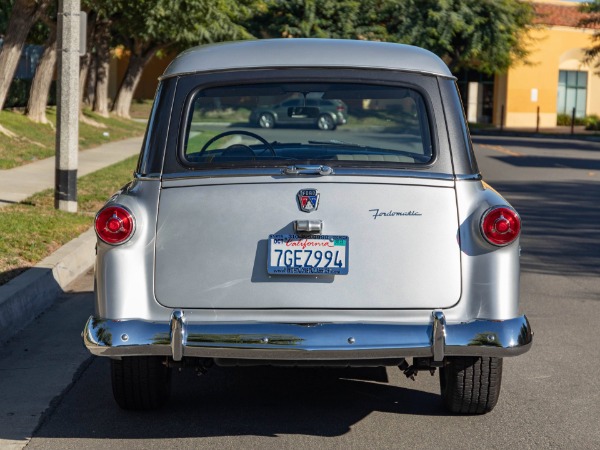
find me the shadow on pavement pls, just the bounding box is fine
[31,359,446,441]
[492,155,600,171]
[472,135,600,152]
[492,180,600,276]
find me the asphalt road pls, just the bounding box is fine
[4,134,600,449]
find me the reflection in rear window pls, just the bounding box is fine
[183,82,433,167]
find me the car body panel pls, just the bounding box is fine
[88,39,530,368]
[154,180,461,310]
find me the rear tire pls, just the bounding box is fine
[111,356,171,410]
[439,356,502,414]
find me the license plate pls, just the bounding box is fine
[268,234,349,275]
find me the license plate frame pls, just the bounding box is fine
[267,234,349,275]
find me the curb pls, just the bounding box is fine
[0,228,96,344]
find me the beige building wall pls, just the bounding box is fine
[497,19,599,128]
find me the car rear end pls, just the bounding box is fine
[84,39,531,413]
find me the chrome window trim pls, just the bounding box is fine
[160,168,457,181]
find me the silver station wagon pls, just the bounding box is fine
[84,39,532,414]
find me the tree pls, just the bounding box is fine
[250,0,387,41]
[579,0,600,72]
[0,0,51,111]
[382,0,536,74]
[111,0,255,119]
[25,2,57,124]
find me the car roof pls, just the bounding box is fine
[161,39,453,79]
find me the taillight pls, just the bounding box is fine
[95,205,135,245]
[480,206,521,246]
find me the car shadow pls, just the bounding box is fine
[31,359,448,441]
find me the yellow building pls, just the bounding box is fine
[489,0,600,128]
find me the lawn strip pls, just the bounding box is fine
[0,156,139,286]
[0,109,147,169]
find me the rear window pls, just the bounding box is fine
[182,82,434,168]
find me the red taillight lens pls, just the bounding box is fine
[95,205,135,245]
[480,206,521,246]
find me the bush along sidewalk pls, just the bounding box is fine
[0,156,138,286]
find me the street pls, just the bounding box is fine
[3,134,600,449]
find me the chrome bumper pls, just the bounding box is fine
[83,311,532,361]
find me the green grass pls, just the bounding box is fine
[0,108,147,169]
[186,130,220,153]
[129,99,154,120]
[0,156,138,286]
[191,107,252,124]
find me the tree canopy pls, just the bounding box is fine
[580,0,600,72]
[382,0,536,74]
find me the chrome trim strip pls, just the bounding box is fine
[455,173,482,181]
[83,314,532,360]
[134,172,161,180]
[161,169,458,181]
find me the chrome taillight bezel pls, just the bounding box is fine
[94,204,136,245]
[480,205,521,247]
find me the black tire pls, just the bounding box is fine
[111,356,171,410]
[439,356,502,414]
[317,114,336,130]
[258,112,275,129]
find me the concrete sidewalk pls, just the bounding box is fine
[0,136,143,208]
[0,136,144,344]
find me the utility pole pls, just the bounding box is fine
[55,0,80,212]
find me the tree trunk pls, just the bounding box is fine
[92,19,111,117]
[79,11,97,108]
[83,52,97,107]
[0,0,50,110]
[112,44,158,119]
[25,25,57,124]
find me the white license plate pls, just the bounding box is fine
[267,234,349,275]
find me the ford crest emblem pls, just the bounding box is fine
[297,189,320,213]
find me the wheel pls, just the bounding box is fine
[317,114,336,130]
[439,356,502,414]
[258,112,275,129]
[111,356,171,410]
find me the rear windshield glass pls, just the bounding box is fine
[182,82,433,168]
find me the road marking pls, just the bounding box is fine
[478,143,525,157]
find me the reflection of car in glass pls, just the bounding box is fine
[250,98,347,130]
[83,39,532,414]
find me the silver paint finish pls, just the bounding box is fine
[94,179,522,324]
[83,313,532,359]
[154,181,461,310]
[88,40,529,364]
[162,39,453,80]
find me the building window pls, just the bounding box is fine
[557,70,587,118]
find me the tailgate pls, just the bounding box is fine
[154,180,461,310]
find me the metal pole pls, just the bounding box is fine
[570,107,576,136]
[536,106,540,133]
[500,104,505,131]
[55,0,80,212]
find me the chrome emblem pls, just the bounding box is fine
[297,189,320,213]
